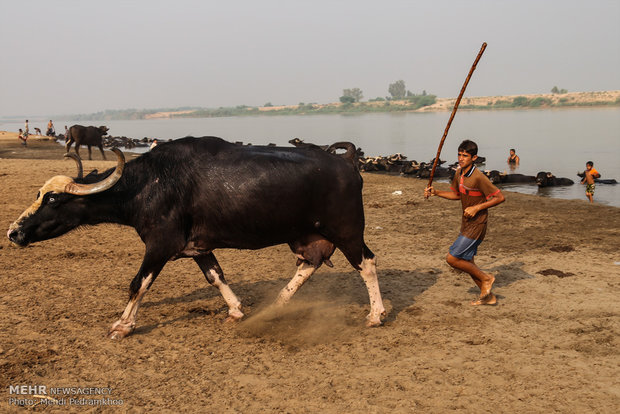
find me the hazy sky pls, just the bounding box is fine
[1,0,618,117]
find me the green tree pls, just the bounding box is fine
[341,88,363,103]
[389,80,406,100]
[339,95,355,104]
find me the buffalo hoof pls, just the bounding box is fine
[365,318,384,328]
[224,315,242,324]
[224,309,244,324]
[365,310,386,327]
[107,321,134,340]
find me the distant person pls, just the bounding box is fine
[18,128,28,146]
[46,120,55,136]
[24,120,30,140]
[64,125,69,140]
[507,148,520,167]
[424,140,505,306]
[581,161,601,203]
[150,139,158,150]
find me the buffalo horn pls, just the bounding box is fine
[63,152,84,179]
[64,148,125,195]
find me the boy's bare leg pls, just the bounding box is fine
[446,254,496,305]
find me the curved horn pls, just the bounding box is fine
[63,152,83,179]
[64,148,125,195]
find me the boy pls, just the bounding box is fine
[580,161,600,203]
[425,140,505,305]
[18,128,28,146]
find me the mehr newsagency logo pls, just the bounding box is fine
[8,384,124,407]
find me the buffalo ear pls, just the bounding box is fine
[83,169,100,182]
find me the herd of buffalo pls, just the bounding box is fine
[288,138,618,188]
[56,125,617,188]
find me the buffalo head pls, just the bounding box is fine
[536,171,553,187]
[7,149,125,246]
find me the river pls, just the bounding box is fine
[3,107,619,206]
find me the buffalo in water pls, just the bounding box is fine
[536,172,574,187]
[576,171,618,185]
[484,170,536,185]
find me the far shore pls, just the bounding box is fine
[2,90,618,123]
[147,90,620,118]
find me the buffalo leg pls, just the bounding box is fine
[87,145,93,160]
[274,261,317,305]
[98,144,107,160]
[340,242,386,327]
[108,255,167,339]
[194,253,243,321]
[75,144,81,159]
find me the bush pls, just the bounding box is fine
[529,97,552,107]
[512,96,529,107]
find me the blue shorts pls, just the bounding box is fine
[449,235,483,261]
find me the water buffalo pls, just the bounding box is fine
[576,172,618,184]
[65,125,109,160]
[536,172,574,187]
[7,137,386,339]
[484,170,536,185]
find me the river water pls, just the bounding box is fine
[3,107,619,206]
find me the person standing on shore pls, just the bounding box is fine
[425,139,505,305]
[24,120,30,140]
[581,161,600,203]
[46,120,55,136]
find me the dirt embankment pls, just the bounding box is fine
[420,90,620,111]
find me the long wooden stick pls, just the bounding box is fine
[426,42,487,196]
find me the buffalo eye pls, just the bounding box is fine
[42,192,59,205]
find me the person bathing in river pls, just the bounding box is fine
[425,140,505,305]
[507,148,519,169]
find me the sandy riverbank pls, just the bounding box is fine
[0,137,618,412]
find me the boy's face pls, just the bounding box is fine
[586,164,593,171]
[458,150,477,170]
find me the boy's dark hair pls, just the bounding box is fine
[586,161,594,167]
[510,148,516,152]
[458,140,478,156]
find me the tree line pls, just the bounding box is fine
[339,80,435,105]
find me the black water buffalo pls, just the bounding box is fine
[484,170,536,185]
[576,172,618,184]
[536,172,574,187]
[65,125,109,160]
[7,137,386,339]
[289,137,329,150]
